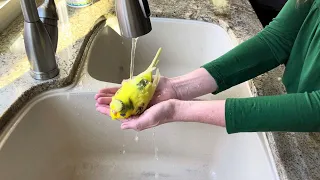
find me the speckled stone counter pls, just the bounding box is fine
[0,0,319,179]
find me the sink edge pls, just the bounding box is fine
[0,15,108,134]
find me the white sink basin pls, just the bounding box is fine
[0,18,279,180]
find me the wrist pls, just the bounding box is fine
[169,68,218,100]
[169,77,183,100]
[166,99,184,122]
[169,99,226,127]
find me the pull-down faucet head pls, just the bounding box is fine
[115,0,152,38]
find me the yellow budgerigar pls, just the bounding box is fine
[109,48,162,120]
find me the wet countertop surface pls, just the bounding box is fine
[0,0,319,179]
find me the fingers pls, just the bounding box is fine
[96,105,110,115]
[99,87,119,94]
[96,97,112,105]
[95,102,108,107]
[94,93,112,100]
[95,93,108,99]
[121,121,137,130]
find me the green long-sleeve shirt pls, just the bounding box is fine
[202,0,320,133]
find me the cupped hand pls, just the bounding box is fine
[95,77,178,129]
[120,100,175,131]
[95,76,178,110]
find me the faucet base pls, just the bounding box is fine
[30,67,60,80]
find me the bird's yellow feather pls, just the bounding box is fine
[110,48,162,120]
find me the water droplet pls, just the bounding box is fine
[134,133,139,142]
[211,171,217,180]
[152,130,159,160]
[122,144,126,154]
[67,93,70,101]
[155,172,159,179]
[277,77,282,81]
[75,106,77,109]
[154,147,159,160]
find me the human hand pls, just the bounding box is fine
[149,76,178,105]
[95,76,178,113]
[120,99,176,131]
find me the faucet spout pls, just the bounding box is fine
[20,0,59,80]
[115,0,152,38]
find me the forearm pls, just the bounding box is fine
[226,91,320,133]
[170,90,320,134]
[171,99,226,127]
[202,34,281,94]
[170,68,218,100]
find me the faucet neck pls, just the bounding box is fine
[20,0,40,23]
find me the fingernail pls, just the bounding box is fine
[94,94,99,99]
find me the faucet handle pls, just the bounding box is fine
[138,0,151,18]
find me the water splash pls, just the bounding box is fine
[67,93,70,101]
[211,171,217,180]
[155,172,159,179]
[152,131,158,160]
[154,147,159,161]
[134,132,139,142]
[122,144,126,154]
[78,80,83,91]
[130,38,139,79]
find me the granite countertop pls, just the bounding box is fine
[0,0,319,179]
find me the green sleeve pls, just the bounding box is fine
[226,91,320,133]
[201,0,313,93]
